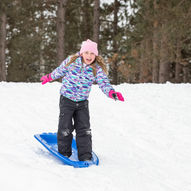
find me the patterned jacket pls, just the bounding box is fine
[51,55,114,102]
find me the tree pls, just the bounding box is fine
[159,22,170,83]
[7,0,45,81]
[111,0,120,85]
[124,0,191,83]
[0,12,6,81]
[3,0,191,83]
[0,0,10,81]
[152,0,159,83]
[64,0,94,56]
[175,41,182,83]
[139,38,152,82]
[93,0,100,44]
[56,0,68,65]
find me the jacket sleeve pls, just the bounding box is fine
[95,65,114,97]
[50,56,71,80]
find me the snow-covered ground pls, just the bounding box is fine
[0,82,191,191]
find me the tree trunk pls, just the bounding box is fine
[152,0,159,83]
[159,23,170,83]
[183,65,189,83]
[175,41,182,83]
[39,13,45,78]
[56,0,68,66]
[139,40,145,82]
[93,0,100,44]
[83,0,91,39]
[140,39,152,83]
[112,0,119,85]
[0,12,7,81]
[40,41,45,77]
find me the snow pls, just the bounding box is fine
[101,0,114,5]
[0,82,191,191]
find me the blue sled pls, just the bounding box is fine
[34,132,99,168]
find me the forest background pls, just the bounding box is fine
[0,0,191,84]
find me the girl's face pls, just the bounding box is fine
[82,51,96,65]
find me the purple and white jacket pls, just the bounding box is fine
[51,55,114,102]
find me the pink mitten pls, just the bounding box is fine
[40,73,53,85]
[109,90,124,101]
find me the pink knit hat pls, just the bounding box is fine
[80,39,98,56]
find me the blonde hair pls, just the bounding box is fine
[66,54,108,76]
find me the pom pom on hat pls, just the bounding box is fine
[80,39,98,56]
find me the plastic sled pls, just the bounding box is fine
[34,132,99,168]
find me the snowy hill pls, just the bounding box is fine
[0,82,191,191]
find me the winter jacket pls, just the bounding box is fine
[51,55,114,102]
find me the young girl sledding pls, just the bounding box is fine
[40,39,124,161]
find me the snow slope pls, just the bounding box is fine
[0,82,191,191]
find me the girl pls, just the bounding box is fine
[40,39,124,161]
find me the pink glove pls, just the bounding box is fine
[40,73,53,85]
[109,90,124,101]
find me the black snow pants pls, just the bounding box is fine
[57,95,92,161]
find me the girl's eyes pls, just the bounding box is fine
[84,52,95,56]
